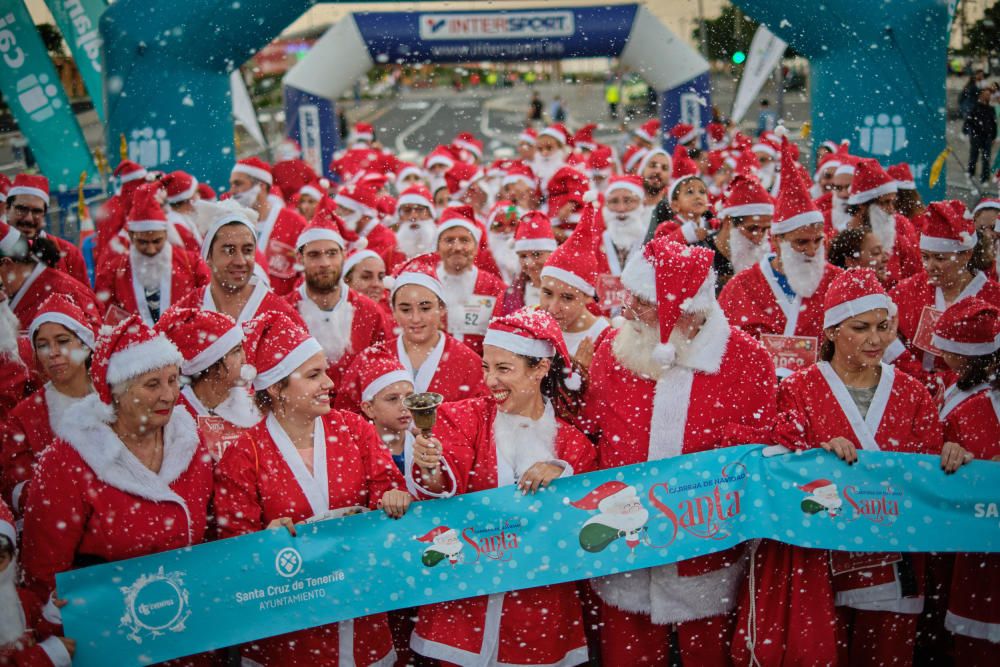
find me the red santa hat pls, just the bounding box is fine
[799,479,836,494]
[751,137,779,159]
[486,200,523,230]
[245,311,323,391]
[155,307,244,376]
[298,181,325,202]
[484,309,579,389]
[343,248,381,279]
[636,147,671,177]
[89,315,184,418]
[417,526,457,544]
[822,268,895,329]
[707,122,728,145]
[634,119,662,144]
[514,211,557,253]
[387,253,445,301]
[518,128,537,145]
[500,162,538,190]
[376,194,397,218]
[0,173,11,202]
[350,344,413,405]
[847,159,897,205]
[296,214,346,251]
[573,124,599,151]
[424,145,457,171]
[28,294,99,351]
[335,179,382,216]
[0,497,14,546]
[834,155,859,177]
[667,147,702,202]
[917,201,977,253]
[197,182,217,201]
[669,123,702,145]
[719,175,774,219]
[396,184,436,217]
[734,149,759,178]
[353,122,375,142]
[813,152,841,181]
[622,145,648,174]
[972,198,1000,217]
[886,163,916,190]
[443,162,484,198]
[546,167,589,216]
[8,173,50,207]
[436,207,482,244]
[820,140,839,153]
[452,132,484,160]
[162,171,198,204]
[114,160,148,185]
[621,238,717,366]
[126,183,169,232]
[395,162,424,184]
[538,123,571,147]
[586,146,614,173]
[231,157,273,186]
[570,481,638,513]
[541,204,599,297]
[771,138,824,235]
[0,220,21,254]
[932,297,1000,357]
[604,174,645,201]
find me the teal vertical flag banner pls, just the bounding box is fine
[57,446,1000,667]
[43,0,107,121]
[0,1,95,188]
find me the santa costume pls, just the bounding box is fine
[94,183,209,325]
[6,174,88,286]
[582,238,777,666]
[407,310,595,666]
[0,295,97,516]
[94,160,147,265]
[334,176,400,265]
[652,148,710,245]
[735,269,943,667]
[593,175,649,288]
[499,211,558,314]
[283,218,386,401]
[213,312,403,667]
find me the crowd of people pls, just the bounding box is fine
[0,112,998,667]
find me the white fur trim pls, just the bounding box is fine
[895,180,916,190]
[883,337,906,364]
[106,334,183,388]
[752,143,778,158]
[335,192,376,217]
[539,127,568,145]
[920,232,978,253]
[298,185,323,201]
[483,329,554,358]
[823,294,894,329]
[343,249,380,277]
[436,218,482,244]
[501,173,537,190]
[362,370,413,403]
[620,251,657,303]
[771,210,824,235]
[29,312,96,350]
[118,168,147,184]
[719,202,774,219]
[945,610,1000,643]
[426,155,453,169]
[8,186,50,206]
[39,636,73,667]
[454,138,482,158]
[167,181,198,204]
[390,271,445,302]
[931,333,1000,356]
[127,219,168,232]
[182,325,245,376]
[540,265,595,297]
[514,237,557,253]
[0,519,14,545]
[201,214,256,259]
[296,227,345,250]
[682,269,718,314]
[0,226,21,253]
[834,163,856,176]
[231,163,273,185]
[607,181,645,199]
[677,127,702,144]
[973,200,1000,216]
[253,337,324,390]
[847,181,898,205]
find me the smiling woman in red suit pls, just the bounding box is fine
[213,311,413,667]
[409,309,595,667]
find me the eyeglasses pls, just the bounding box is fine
[12,204,45,218]
[831,184,850,192]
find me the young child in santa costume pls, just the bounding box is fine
[0,498,74,667]
[652,149,715,245]
[734,268,968,667]
[498,210,557,314]
[19,315,215,665]
[932,298,1000,665]
[581,237,777,667]
[154,307,260,461]
[213,311,412,667]
[0,295,97,517]
[408,309,596,666]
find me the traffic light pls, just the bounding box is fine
[732,51,747,64]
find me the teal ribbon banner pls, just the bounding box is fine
[43,0,107,121]
[57,446,1000,666]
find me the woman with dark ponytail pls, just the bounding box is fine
[0,221,100,328]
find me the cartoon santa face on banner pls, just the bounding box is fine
[570,481,649,552]
[798,479,843,517]
[416,526,464,567]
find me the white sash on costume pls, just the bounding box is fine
[266,413,330,517]
[9,262,46,311]
[397,333,446,393]
[203,278,269,324]
[759,255,802,336]
[257,202,280,250]
[601,230,637,277]
[940,383,990,420]
[131,244,172,326]
[181,385,209,417]
[816,361,895,451]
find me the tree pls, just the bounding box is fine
[965,4,999,57]
[35,23,65,58]
[692,4,797,63]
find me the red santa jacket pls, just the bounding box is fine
[94,245,209,325]
[272,159,317,204]
[653,215,715,245]
[284,285,385,402]
[40,233,88,287]
[256,204,306,296]
[581,309,777,623]
[20,403,213,598]
[0,588,68,667]
[440,266,507,356]
[392,334,487,403]
[719,257,843,340]
[175,387,260,463]
[356,220,399,269]
[943,389,1000,642]
[213,410,404,667]
[407,397,593,667]
[8,266,100,330]
[170,279,304,342]
[0,342,34,421]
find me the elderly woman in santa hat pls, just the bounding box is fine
[408,309,595,666]
[498,210,558,314]
[0,295,97,517]
[213,311,412,667]
[19,315,214,664]
[736,268,967,667]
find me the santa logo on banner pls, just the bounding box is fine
[416,526,464,567]
[569,481,650,552]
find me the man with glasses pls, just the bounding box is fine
[6,174,89,286]
[827,156,857,234]
[711,175,775,290]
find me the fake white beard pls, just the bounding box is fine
[868,205,897,253]
[603,206,647,251]
[532,151,565,187]
[493,406,557,482]
[612,319,665,380]
[0,563,26,646]
[341,208,364,233]
[233,184,260,209]
[730,229,771,274]
[298,291,355,363]
[758,163,777,190]
[488,230,519,284]
[430,535,463,557]
[396,219,437,258]
[599,505,650,533]
[0,300,20,359]
[779,241,826,298]
[130,244,171,291]
[831,196,852,232]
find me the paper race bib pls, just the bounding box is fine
[760,334,819,374]
[197,416,244,461]
[829,551,902,577]
[596,274,627,311]
[912,306,944,356]
[456,296,496,336]
[266,239,297,280]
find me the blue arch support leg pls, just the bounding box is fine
[733,0,953,200]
